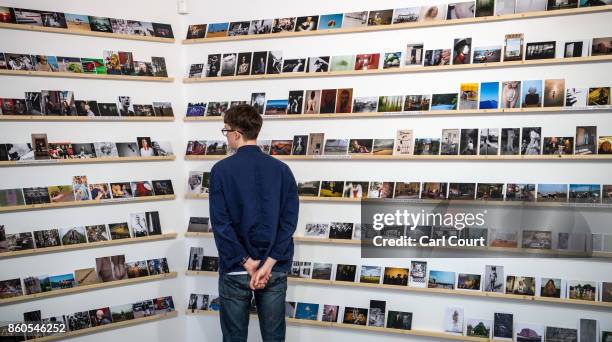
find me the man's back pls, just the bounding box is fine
[209,145,299,274]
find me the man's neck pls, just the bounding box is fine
[236,140,257,148]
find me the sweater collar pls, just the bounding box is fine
[237,144,261,153]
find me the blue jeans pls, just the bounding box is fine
[219,272,287,342]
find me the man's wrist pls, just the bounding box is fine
[263,257,277,269]
[239,256,250,267]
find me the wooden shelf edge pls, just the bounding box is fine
[185,193,209,199]
[183,233,606,258]
[0,232,177,259]
[0,115,175,122]
[0,70,174,82]
[30,311,178,341]
[0,22,175,43]
[0,272,178,306]
[0,156,176,167]
[183,106,612,121]
[181,5,612,44]
[185,194,612,209]
[186,270,612,309]
[185,270,217,276]
[185,154,612,161]
[186,309,485,341]
[185,232,213,237]
[183,55,612,83]
[0,194,176,213]
[295,236,361,245]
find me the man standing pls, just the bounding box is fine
[210,104,299,342]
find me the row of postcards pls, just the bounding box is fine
[0,92,174,117]
[186,125,609,157]
[186,170,612,203]
[187,35,611,78]
[185,1,606,39]
[184,215,612,253]
[1,137,173,162]
[1,52,168,77]
[1,296,175,339]
[0,178,175,207]
[185,84,611,118]
[1,7,174,38]
[188,292,609,340]
[186,255,610,301]
[0,211,164,253]
[0,255,170,300]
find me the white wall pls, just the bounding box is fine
[0,0,611,341]
[0,1,188,341]
[182,1,612,341]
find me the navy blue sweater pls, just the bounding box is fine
[209,144,299,274]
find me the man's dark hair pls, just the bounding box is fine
[223,104,262,140]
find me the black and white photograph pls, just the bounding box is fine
[387,311,413,330]
[484,265,504,292]
[304,223,328,238]
[460,128,478,155]
[235,52,252,75]
[187,217,210,233]
[479,128,499,155]
[441,129,459,155]
[521,127,542,155]
[228,21,250,36]
[251,51,268,75]
[352,97,378,113]
[368,300,386,327]
[23,187,50,205]
[282,58,305,73]
[98,103,120,116]
[306,56,329,72]
[287,90,304,114]
[271,17,295,33]
[328,222,354,239]
[525,41,556,60]
[249,19,272,34]
[188,246,203,271]
[500,128,520,155]
[493,312,514,340]
[221,53,237,76]
[94,142,119,157]
[343,11,368,28]
[206,54,221,77]
[266,51,283,74]
[25,92,42,115]
[33,228,60,249]
[117,96,135,116]
[129,212,149,237]
[393,7,420,23]
[288,135,307,155]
